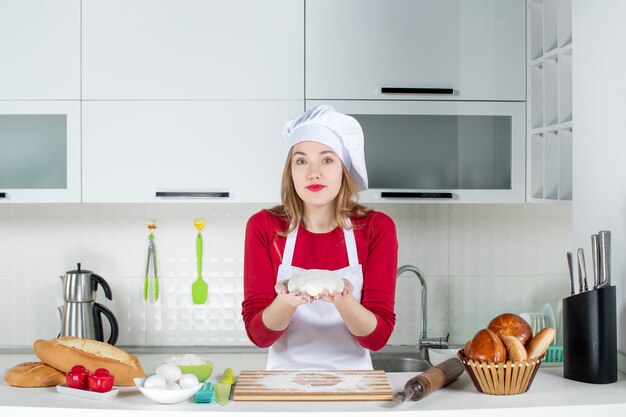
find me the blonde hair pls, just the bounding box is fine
[268,148,372,237]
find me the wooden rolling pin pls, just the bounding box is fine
[393,358,464,402]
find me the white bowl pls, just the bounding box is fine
[428,348,461,366]
[133,378,203,404]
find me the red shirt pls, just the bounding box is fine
[242,209,398,351]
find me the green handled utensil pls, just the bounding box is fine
[192,218,208,304]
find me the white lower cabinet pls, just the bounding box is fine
[82,101,303,203]
[0,101,81,203]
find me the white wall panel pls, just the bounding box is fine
[572,0,626,372]
[0,203,570,347]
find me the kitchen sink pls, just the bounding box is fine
[371,354,431,373]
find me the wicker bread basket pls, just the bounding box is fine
[457,350,545,395]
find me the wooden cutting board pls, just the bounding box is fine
[233,370,392,401]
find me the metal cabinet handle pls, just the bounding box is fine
[381,87,454,95]
[381,192,454,199]
[155,191,230,199]
[0,192,6,199]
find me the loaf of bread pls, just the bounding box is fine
[487,313,533,346]
[33,337,144,386]
[466,328,507,363]
[3,362,66,387]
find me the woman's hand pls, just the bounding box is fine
[316,279,353,304]
[275,280,313,306]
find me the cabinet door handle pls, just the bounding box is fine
[381,192,454,199]
[381,87,454,95]
[0,192,6,199]
[155,191,230,199]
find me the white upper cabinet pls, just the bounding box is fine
[82,0,303,100]
[308,100,526,204]
[0,101,81,203]
[0,0,80,100]
[82,101,301,203]
[306,0,526,101]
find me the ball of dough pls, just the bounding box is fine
[287,269,345,297]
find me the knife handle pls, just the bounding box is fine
[566,252,575,295]
[591,234,600,289]
[598,230,611,287]
[576,248,586,293]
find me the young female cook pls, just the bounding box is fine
[242,105,398,370]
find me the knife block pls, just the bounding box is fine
[562,286,617,384]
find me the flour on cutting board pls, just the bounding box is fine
[260,372,374,392]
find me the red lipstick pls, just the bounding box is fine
[306,184,325,192]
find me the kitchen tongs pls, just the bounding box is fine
[144,219,159,302]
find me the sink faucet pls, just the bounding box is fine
[397,265,449,351]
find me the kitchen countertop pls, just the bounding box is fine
[2,352,626,417]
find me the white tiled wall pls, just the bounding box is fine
[0,203,571,348]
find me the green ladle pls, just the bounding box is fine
[192,218,208,304]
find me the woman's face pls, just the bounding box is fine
[290,141,343,209]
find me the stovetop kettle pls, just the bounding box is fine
[58,263,119,345]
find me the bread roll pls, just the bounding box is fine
[466,328,507,363]
[463,339,471,356]
[525,327,556,359]
[488,313,533,346]
[500,335,528,362]
[3,362,66,387]
[33,337,144,386]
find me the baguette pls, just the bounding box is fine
[4,362,66,387]
[33,337,144,386]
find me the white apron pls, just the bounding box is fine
[266,220,373,370]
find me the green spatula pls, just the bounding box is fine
[192,218,208,304]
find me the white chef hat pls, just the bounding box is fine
[281,105,368,191]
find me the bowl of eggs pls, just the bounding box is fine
[134,364,203,404]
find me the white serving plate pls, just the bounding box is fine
[56,384,119,400]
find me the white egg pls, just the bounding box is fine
[178,373,199,390]
[156,364,182,382]
[166,382,182,390]
[143,374,166,390]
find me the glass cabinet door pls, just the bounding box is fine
[359,114,512,190]
[0,101,80,202]
[307,100,525,203]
